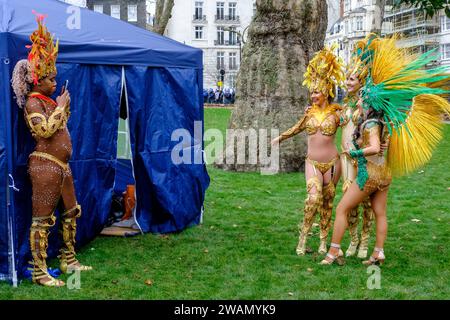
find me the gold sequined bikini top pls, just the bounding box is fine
[304,104,341,136]
[25,92,69,139]
[340,103,361,126]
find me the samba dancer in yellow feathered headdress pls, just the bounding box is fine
[321,34,450,266]
[271,45,346,256]
[339,34,379,260]
[11,12,92,287]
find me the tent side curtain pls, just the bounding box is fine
[11,63,122,276]
[0,42,10,280]
[125,66,210,233]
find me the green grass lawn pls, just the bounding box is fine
[1,108,449,299]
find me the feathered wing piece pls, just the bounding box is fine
[387,94,450,176]
[360,35,449,133]
[302,44,345,98]
[357,34,450,176]
[27,11,59,85]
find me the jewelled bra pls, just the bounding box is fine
[305,104,341,136]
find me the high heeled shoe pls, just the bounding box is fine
[362,247,385,266]
[320,243,344,265]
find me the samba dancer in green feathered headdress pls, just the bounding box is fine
[321,33,450,267]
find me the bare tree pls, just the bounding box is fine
[217,0,328,173]
[152,0,175,35]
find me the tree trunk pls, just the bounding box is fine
[216,0,328,173]
[372,0,387,34]
[152,0,175,35]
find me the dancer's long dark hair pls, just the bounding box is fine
[353,107,384,143]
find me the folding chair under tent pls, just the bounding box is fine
[0,0,210,286]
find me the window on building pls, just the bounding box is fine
[111,5,120,19]
[253,3,256,16]
[93,4,103,13]
[195,26,204,39]
[229,2,237,20]
[217,2,225,20]
[344,0,350,11]
[217,26,225,45]
[356,16,363,31]
[229,27,237,45]
[128,5,137,22]
[195,2,204,20]
[229,52,238,70]
[217,51,225,69]
[442,43,450,60]
[442,16,450,31]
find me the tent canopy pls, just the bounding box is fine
[0,0,202,68]
[0,0,209,285]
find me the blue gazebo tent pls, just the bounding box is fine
[0,0,209,285]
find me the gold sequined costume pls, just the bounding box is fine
[279,103,342,255]
[356,119,392,193]
[340,100,374,258]
[276,45,345,256]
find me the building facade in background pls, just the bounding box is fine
[85,0,149,29]
[164,0,256,89]
[326,0,380,65]
[382,1,444,65]
[326,0,450,68]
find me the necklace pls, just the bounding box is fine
[28,92,57,107]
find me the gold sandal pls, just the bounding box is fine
[320,243,344,265]
[362,247,385,266]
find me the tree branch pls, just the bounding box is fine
[152,0,175,35]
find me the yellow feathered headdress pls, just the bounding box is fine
[345,35,379,85]
[302,44,345,98]
[26,11,59,85]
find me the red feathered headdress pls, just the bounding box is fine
[26,11,59,85]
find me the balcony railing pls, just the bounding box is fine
[395,34,439,49]
[384,4,417,18]
[214,40,240,46]
[193,14,207,22]
[215,15,240,22]
[383,20,440,35]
